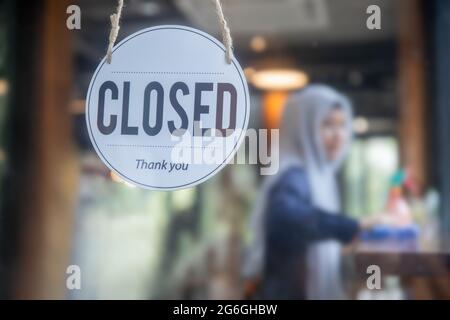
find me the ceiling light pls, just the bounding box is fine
[250,36,267,53]
[244,67,256,80]
[69,99,86,114]
[0,79,9,96]
[353,117,370,134]
[136,2,161,16]
[250,69,309,91]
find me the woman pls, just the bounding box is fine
[244,85,375,300]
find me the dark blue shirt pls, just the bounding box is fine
[261,167,359,299]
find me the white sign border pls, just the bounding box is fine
[85,25,250,190]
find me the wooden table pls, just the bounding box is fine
[356,237,450,276]
[353,237,450,299]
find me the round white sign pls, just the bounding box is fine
[86,25,250,190]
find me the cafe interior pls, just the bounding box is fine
[1,0,450,299]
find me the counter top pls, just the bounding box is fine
[354,237,450,276]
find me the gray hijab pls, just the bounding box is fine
[243,84,353,300]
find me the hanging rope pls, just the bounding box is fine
[106,0,124,64]
[212,0,234,64]
[105,0,234,65]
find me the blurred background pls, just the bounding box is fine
[0,0,450,299]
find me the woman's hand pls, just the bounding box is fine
[342,236,360,255]
[359,215,379,231]
[359,213,396,231]
[342,214,388,255]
